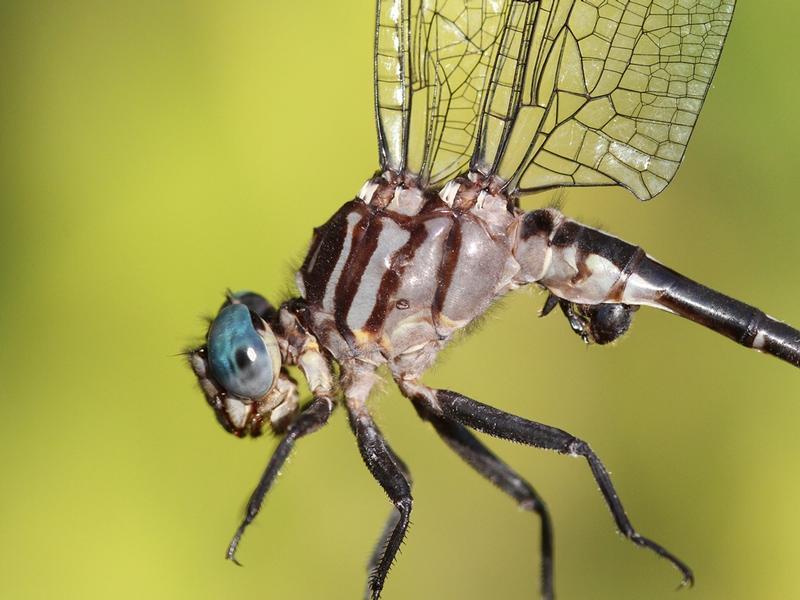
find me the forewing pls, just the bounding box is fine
[375,0,510,187]
[471,0,735,200]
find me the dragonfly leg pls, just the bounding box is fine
[345,400,412,600]
[406,390,554,600]
[412,385,693,588]
[364,452,412,600]
[225,396,334,565]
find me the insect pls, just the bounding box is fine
[187,1,799,598]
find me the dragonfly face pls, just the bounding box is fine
[189,292,298,437]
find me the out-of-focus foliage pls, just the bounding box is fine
[1,2,798,599]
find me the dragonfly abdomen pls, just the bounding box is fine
[515,207,645,304]
[514,207,800,366]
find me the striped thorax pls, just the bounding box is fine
[298,173,523,379]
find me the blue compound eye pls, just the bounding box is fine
[207,303,278,399]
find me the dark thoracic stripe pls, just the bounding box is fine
[301,201,360,306]
[432,215,461,330]
[333,209,383,347]
[363,223,429,334]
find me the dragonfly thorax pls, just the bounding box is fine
[298,176,522,379]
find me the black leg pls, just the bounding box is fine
[226,396,334,565]
[410,395,555,600]
[365,449,412,600]
[435,389,694,587]
[347,407,412,600]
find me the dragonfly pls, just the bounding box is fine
[187,1,799,598]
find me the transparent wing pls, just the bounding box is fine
[374,0,510,187]
[471,0,735,200]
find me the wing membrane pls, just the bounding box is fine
[471,0,735,200]
[374,0,510,187]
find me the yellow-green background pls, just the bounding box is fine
[2,2,799,599]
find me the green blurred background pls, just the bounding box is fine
[1,2,799,599]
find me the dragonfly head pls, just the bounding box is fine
[188,291,299,437]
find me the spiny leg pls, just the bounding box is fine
[346,405,412,600]
[433,389,693,587]
[226,396,334,564]
[364,510,402,600]
[408,393,554,600]
[365,450,412,600]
